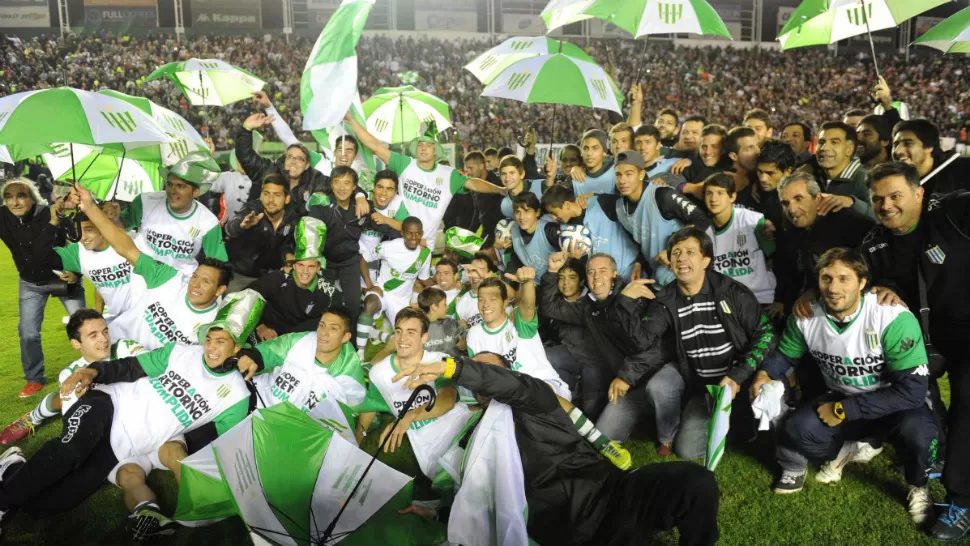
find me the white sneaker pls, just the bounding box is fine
[907,485,934,524]
[0,446,25,481]
[850,441,884,464]
[816,442,858,484]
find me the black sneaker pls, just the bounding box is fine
[773,471,806,494]
[126,505,177,541]
[931,503,970,542]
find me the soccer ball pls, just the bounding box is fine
[495,218,514,244]
[559,224,593,255]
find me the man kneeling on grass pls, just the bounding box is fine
[753,248,937,523]
[0,295,260,539]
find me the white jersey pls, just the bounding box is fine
[251,333,366,443]
[375,238,432,302]
[57,339,149,385]
[209,171,252,222]
[388,152,469,250]
[708,207,777,304]
[108,256,219,350]
[360,194,407,261]
[467,309,571,400]
[100,343,249,461]
[131,192,223,271]
[448,289,483,328]
[780,293,927,395]
[55,242,145,315]
[364,351,472,478]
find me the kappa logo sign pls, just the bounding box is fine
[658,2,684,25]
[101,108,138,133]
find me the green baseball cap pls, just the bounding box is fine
[165,151,221,195]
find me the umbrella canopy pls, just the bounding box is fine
[362,86,452,145]
[464,36,595,86]
[912,7,970,54]
[0,87,173,161]
[542,0,732,39]
[145,58,265,107]
[175,403,446,545]
[481,53,624,114]
[44,143,164,201]
[96,89,209,165]
[777,0,946,49]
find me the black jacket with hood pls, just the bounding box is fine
[236,127,330,213]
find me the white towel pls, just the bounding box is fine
[751,380,787,431]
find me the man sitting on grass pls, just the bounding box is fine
[752,248,936,523]
[372,287,467,363]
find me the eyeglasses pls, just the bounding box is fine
[285,154,308,164]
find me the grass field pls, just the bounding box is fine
[0,243,955,546]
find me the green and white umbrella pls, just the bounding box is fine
[777,0,946,72]
[542,0,732,39]
[145,58,265,107]
[43,143,165,201]
[0,87,174,162]
[175,403,446,545]
[362,85,452,145]
[480,53,624,115]
[96,89,209,164]
[464,36,595,86]
[912,7,970,54]
[705,384,732,471]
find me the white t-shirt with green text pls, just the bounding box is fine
[128,192,227,271]
[388,152,469,250]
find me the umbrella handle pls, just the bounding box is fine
[862,0,881,78]
[318,384,437,544]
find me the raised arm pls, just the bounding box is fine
[74,184,140,265]
[506,267,537,321]
[346,113,391,165]
[463,177,508,196]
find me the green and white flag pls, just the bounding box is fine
[542,0,732,39]
[705,384,732,471]
[145,59,266,107]
[399,71,420,85]
[176,403,446,544]
[301,0,375,132]
[445,227,485,258]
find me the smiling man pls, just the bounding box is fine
[754,248,935,525]
[892,118,970,196]
[358,217,432,359]
[603,227,774,459]
[123,152,227,272]
[811,121,873,218]
[566,130,620,196]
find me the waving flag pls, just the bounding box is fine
[705,384,732,471]
[300,0,375,132]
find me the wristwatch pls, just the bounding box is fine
[833,401,846,421]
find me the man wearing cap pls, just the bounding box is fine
[122,152,228,272]
[224,173,301,292]
[73,184,230,351]
[1,177,86,398]
[613,151,711,285]
[248,217,341,342]
[0,292,259,537]
[347,116,507,252]
[235,307,366,446]
[566,130,619,196]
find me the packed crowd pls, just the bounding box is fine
[3,32,970,150]
[3,26,970,546]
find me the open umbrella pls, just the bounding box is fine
[361,86,452,145]
[541,0,731,39]
[175,402,446,545]
[0,87,173,163]
[96,89,209,164]
[43,143,165,201]
[912,7,970,54]
[777,0,946,74]
[464,36,595,86]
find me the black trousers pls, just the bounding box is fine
[942,348,970,505]
[0,390,119,517]
[592,461,720,546]
[476,193,505,248]
[444,192,480,233]
[328,255,363,344]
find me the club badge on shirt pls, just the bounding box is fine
[865,328,879,351]
[736,233,746,247]
[925,245,946,265]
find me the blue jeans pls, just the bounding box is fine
[546,344,611,421]
[18,278,86,384]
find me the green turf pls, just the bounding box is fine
[0,244,953,545]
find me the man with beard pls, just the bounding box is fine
[781,122,814,165]
[860,162,970,540]
[892,119,970,196]
[224,173,300,292]
[810,121,873,219]
[755,140,797,227]
[744,109,774,148]
[774,173,874,312]
[655,108,680,148]
[756,248,935,526]
[856,115,892,169]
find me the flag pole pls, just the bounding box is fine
[320,384,437,543]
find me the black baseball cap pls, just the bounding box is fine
[615,151,645,170]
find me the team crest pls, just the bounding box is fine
[864,328,879,351]
[435,177,444,186]
[189,226,201,239]
[283,225,291,236]
[925,245,946,265]
[505,329,514,343]
[306,303,315,314]
[736,233,747,247]
[216,384,231,398]
[900,337,916,352]
[719,300,732,314]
